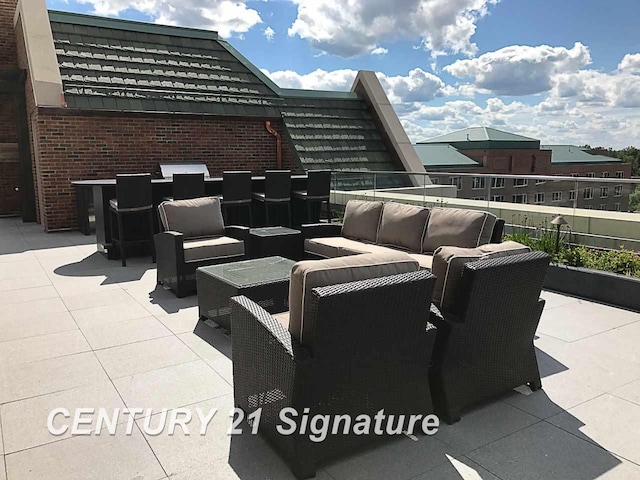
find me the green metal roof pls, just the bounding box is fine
[47,10,401,179]
[418,126,540,151]
[414,144,481,169]
[542,145,625,165]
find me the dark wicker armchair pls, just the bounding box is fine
[428,251,551,424]
[231,270,438,479]
[155,197,249,297]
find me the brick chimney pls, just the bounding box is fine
[0,0,18,69]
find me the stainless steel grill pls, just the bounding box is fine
[157,163,210,179]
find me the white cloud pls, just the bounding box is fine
[618,53,640,73]
[264,26,275,41]
[552,69,640,108]
[444,42,592,96]
[370,47,388,56]
[262,68,453,103]
[77,0,262,38]
[287,0,499,58]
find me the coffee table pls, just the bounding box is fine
[196,256,296,330]
[250,226,302,260]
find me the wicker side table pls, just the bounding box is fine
[196,256,295,330]
[249,226,302,260]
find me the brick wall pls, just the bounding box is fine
[34,109,301,231]
[0,0,17,70]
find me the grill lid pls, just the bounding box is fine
[158,164,210,179]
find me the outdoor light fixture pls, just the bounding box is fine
[550,215,568,254]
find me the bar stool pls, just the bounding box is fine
[293,170,332,223]
[109,173,155,267]
[169,173,206,201]
[252,170,291,226]
[221,171,252,226]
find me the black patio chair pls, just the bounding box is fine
[221,170,252,226]
[109,173,155,267]
[293,170,332,223]
[252,170,291,226]
[170,173,206,201]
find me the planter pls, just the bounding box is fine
[544,263,640,312]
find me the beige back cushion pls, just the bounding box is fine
[288,251,419,348]
[341,200,383,243]
[158,197,225,239]
[432,241,531,311]
[377,202,430,253]
[423,207,497,253]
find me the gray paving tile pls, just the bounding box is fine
[611,378,640,406]
[326,434,457,480]
[412,455,500,480]
[0,455,5,480]
[96,336,199,379]
[71,300,151,329]
[60,288,133,311]
[0,330,90,368]
[0,298,67,323]
[434,400,539,454]
[0,311,78,343]
[468,421,638,480]
[0,275,51,292]
[1,381,126,453]
[0,409,3,454]
[4,428,165,480]
[548,394,640,465]
[0,352,108,403]
[155,307,201,334]
[81,315,172,350]
[540,290,581,310]
[0,261,45,281]
[572,319,640,365]
[113,361,231,413]
[0,286,58,305]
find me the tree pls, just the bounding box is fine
[630,189,640,213]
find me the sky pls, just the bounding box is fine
[47,0,640,148]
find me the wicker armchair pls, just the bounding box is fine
[155,197,249,297]
[231,270,437,479]
[428,251,551,424]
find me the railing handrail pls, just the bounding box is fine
[333,170,640,185]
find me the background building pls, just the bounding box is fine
[416,127,633,211]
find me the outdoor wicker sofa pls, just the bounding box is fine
[231,251,438,479]
[301,200,505,270]
[155,196,250,297]
[428,250,552,424]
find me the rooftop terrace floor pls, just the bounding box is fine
[1,217,640,479]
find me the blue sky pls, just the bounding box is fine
[47,0,640,148]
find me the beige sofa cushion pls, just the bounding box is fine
[432,241,531,311]
[289,251,419,348]
[304,237,402,258]
[341,200,383,243]
[183,236,244,262]
[422,207,497,253]
[158,197,225,239]
[408,253,434,270]
[377,202,430,253]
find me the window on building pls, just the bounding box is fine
[552,192,562,202]
[616,171,625,179]
[513,178,528,187]
[450,177,462,190]
[614,203,621,211]
[569,190,576,201]
[599,204,607,210]
[512,194,528,204]
[472,196,486,201]
[491,177,505,189]
[535,178,546,185]
[535,192,545,204]
[431,177,439,185]
[586,172,596,178]
[583,187,593,200]
[600,186,609,198]
[602,172,610,178]
[491,195,505,202]
[571,173,580,177]
[585,205,593,210]
[614,185,623,197]
[472,177,486,190]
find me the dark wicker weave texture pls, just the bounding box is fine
[231,270,438,478]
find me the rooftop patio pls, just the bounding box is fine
[1,216,640,480]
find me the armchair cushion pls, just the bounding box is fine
[422,207,497,253]
[183,236,244,262]
[433,241,530,311]
[377,202,430,253]
[288,251,419,348]
[341,200,383,243]
[158,197,225,239]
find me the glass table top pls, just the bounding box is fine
[250,227,301,237]
[198,256,296,288]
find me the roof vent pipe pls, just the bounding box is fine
[265,121,283,169]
